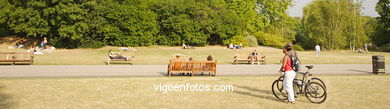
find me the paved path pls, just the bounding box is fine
[0,64,388,78]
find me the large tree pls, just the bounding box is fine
[303,0,368,50]
[373,0,390,46]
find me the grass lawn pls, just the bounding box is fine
[2,46,390,65]
[0,75,389,109]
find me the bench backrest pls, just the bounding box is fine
[0,53,33,60]
[0,54,13,60]
[14,53,33,60]
[192,61,217,71]
[169,60,217,72]
[169,60,193,71]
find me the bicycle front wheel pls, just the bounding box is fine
[305,82,327,104]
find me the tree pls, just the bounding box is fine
[374,0,390,46]
[0,0,296,48]
[303,0,368,50]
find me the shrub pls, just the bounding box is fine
[292,45,304,51]
[253,32,285,48]
[245,35,258,47]
[223,35,247,46]
[380,43,390,52]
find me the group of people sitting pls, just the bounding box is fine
[228,43,243,49]
[170,54,214,76]
[171,54,213,61]
[28,45,56,55]
[182,43,194,49]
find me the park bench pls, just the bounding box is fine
[107,52,134,65]
[254,55,266,64]
[0,52,34,65]
[233,54,266,64]
[167,60,217,76]
[233,54,254,64]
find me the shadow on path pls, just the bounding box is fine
[348,69,372,74]
[159,72,168,76]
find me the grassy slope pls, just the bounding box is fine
[1,36,389,65]
[0,75,388,109]
[28,46,390,65]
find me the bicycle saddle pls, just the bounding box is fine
[305,65,313,69]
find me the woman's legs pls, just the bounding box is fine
[283,71,296,102]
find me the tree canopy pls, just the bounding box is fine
[0,0,387,51]
[0,0,293,48]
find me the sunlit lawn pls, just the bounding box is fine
[1,45,390,65]
[31,46,390,65]
[0,75,388,109]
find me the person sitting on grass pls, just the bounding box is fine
[182,43,187,49]
[108,50,130,61]
[228,43,234,49]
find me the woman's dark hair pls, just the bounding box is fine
[284,44,292,51]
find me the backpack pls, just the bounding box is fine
[289,55,300,72]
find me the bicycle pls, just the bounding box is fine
[271,65,327,104]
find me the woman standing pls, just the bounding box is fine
[278,44,296,104]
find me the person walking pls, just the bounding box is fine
[364,43,369,53]
[315,44,320,56]
[278,44,296,104]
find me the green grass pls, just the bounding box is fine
[1,46,390,65]
[0,75,389,108]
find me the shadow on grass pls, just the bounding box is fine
[233,84,279,102]
[233,84,309,103]
[0,86,13,109]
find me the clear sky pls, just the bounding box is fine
[287,0,380,17]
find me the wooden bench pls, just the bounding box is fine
[107,56,134,65]
[254,55,266,64]
[167,60,217,76]
[233,54,266,64]
[0,52,34,65]
[233,54,254,64]
[107,52,134,65]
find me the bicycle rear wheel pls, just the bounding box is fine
[272,80,287,100]
[305,82,327,104]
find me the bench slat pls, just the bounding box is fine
[168,60,217,76]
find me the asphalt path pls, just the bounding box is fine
[0,64,388,78]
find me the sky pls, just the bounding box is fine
[287,0,380,17]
